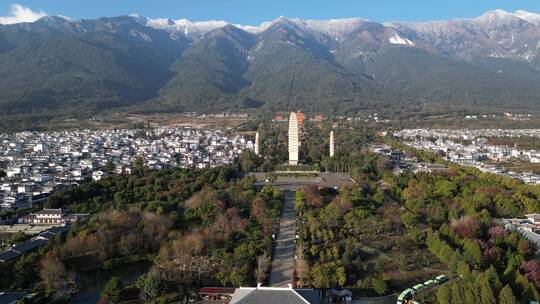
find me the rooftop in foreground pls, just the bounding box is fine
[230,284,322,304]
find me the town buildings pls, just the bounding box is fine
[0,127,253,211]
[395,128,540,184]
[501,214,540,248]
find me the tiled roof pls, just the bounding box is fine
[44,225,71,235]
[230,287,321,304]
[0,250,21,263]
[11,238,48,253]
[35,209,63,215]
[199,287,236,295]
[0,291,27,303]
[37,232,56,240]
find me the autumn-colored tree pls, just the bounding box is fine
[254,254,271,284]
[295,244,309,287]
[451,216,480,239]
[143,212,173,249]
[119,232,143,256]
[522,260,540,288]
[303,185,323,208]
[40,251,67,290]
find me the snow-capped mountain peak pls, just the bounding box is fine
[146,18,175,29]
[515,10,540,25]
[474,9,525,27]
[388,33,415,46]
[172,19,229,35]
[130,14,230,36]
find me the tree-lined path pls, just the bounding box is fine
[255,174,353,287]
[268,189,297,286]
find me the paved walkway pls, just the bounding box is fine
[268,190,297,287]
[259,174,353,287]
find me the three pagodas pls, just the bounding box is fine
[255,112,334,166]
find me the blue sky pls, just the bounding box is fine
[1,0,540,25]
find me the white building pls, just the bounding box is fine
[19,208,75,225]
[92,170,108,181]
[33,143,48,153]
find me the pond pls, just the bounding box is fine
[70,262,150,304]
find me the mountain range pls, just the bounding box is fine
[2,9,540,115]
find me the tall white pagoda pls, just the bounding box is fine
[255,131,260,156]
[288,112,299,165]
[329,130,335,157]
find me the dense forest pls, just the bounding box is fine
[292,130,540,302]
[294,150,444,296]
[407,166,540,303]
[1,164,283,302]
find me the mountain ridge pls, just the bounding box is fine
[1,9,540,116]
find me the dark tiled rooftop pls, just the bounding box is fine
[0,250,21,263]
[0,291,27,303]
[232,288,321,304]
[11,238,48,253]
[35,209,63,215]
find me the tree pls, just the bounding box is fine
[451,216,480,239]
[401,211,418,230]
[238,150,259,172]
[254,254,271,284]
[479,280,496,304]
[105,160,116,173]
[295,244,309,287]
[40,251,67,290]
[310,262,345,288]
[436,285,452,304]
[521,260,540,288]
[484,266,502,292]
[371,277,388,295]
[136,273,162,301]
[133,157,146,177]
[7,231,28,245]
[499,285,518,304]
[101,276,123,304]
[450,283,464,303]
[295,190,305,213]
[303,185,322,208]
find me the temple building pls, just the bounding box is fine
[288,112,299,165]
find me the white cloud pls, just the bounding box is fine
[0,4,47,25]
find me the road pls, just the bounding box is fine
[268,189,297,287]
